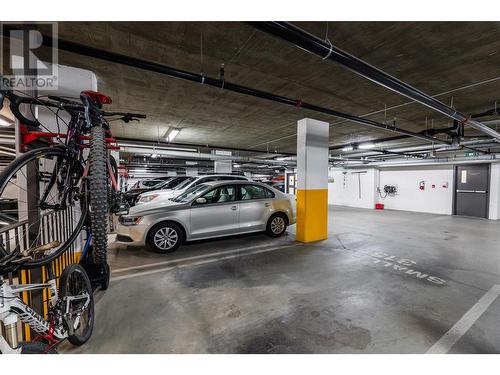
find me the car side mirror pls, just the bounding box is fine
[195,197,207,205]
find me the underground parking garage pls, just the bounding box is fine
[1,9,500,368]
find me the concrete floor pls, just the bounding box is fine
[62,206,500,353]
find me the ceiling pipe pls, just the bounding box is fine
[339,154,500,168]
[116,136,295,157]
[336,138,498,159]
[329,134,409,150]
[329,124,460,151]
[118,145,296,166]
[471,108,500,119]
[248,22,500,142]
[480,119,500,126]
[1,27,451,147]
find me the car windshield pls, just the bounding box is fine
[171,177,197,190]
[141,180,165,187]
[171,184,209,203]
[163,177,191,189]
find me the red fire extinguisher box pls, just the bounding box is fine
[375,203,385,210]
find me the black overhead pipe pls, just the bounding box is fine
[471,107,500,119]
[0,26,450,146]
[247,22,500,141]
[376,149,426,159]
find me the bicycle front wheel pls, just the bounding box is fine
[89,126,109,264]
[0,146,87,269]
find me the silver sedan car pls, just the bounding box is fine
[116,180,296,253]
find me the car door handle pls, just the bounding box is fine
[230,206,238,210]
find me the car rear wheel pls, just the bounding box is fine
[266,213,288,237]
[147,222,184,253]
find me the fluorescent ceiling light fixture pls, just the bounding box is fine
[151,153,158,158]
[117,143,197,153]
[233,164,241,168]
[165,128,181,142]
[342,146,354,152]
[359,142,375,149]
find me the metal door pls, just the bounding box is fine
[454,164,489,218]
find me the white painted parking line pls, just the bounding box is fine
[111,244,297,282]
[112,242,297,273]
[426,284,500,354]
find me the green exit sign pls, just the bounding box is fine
[465,152,477,157]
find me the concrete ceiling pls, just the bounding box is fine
[44,22,500,153]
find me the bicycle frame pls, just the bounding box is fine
[0,273,90,354]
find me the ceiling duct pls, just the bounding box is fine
[249,22,500,141]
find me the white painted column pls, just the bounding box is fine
[214,161,232,173]
[489,163,500,220]
[296,118,329,242]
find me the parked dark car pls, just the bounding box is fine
[124,177,191,206]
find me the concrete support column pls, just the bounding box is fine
[489,164,500,220]
[186,167,198,176]
[214,150,233,173]
[296,118,329,242]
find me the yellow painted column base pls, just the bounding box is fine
[296,189,328,243]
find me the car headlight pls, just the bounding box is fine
[138,194,159,203]
[119,216,144,226]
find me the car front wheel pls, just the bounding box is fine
[148,222,184,253]
[266,213,288,237]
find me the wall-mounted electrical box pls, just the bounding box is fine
[384,185,398,195]
[378,184,398,198]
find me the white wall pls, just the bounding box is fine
[328,168,377,209]
[378,166,454,215]
[329,163,500,219]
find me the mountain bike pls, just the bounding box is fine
[0,83,145,272]
[0,250,93,354]
[0,83,145,353]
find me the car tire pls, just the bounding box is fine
[147,222,184,254]
[266,213,288,237]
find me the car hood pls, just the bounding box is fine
[139,189,176,198]
[127,198,186,215]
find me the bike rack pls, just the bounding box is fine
[20,125,120,150]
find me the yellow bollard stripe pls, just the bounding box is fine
[296,189,328,243]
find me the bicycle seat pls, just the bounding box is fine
[81,90,112,105]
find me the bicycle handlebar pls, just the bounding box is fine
[102,111,147,123]
[0,88,146,126]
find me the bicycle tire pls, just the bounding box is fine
[59,263,94,345]
[89,126,109,264]
[0,147,88,269]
